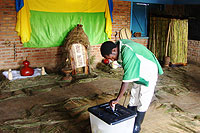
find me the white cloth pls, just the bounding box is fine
[129,81,157,112]
[2,68,46,81]
[128,53,159,112]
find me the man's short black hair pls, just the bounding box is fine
[100,41,116,58]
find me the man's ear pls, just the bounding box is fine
[112,48,117,55]
[112,48,117,53]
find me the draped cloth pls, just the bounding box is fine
[148,17,188,64]
[15,0,113,47]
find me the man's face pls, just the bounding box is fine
[105,54,117,61]
[105,48,118,61]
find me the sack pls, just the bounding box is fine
[119,28,132,39]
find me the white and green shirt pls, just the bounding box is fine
[117,39,164,86]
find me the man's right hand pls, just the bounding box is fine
[109,99,119,107]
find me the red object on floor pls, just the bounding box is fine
[20,60,34,76]
[103,59,109,64]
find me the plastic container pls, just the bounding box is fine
[88,103,136,133]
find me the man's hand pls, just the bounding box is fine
[109,99,119,107]
[110,82,129,107]
[109,82,129,110]
[109,99,119,111]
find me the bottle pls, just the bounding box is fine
[41,67,46,75]
[8,69,13,80]
[20,60,34,76]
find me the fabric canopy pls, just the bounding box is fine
[15,0,113,47]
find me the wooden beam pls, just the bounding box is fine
[121,0,174,4]
[121,0,200,5]
[174,0,200,4]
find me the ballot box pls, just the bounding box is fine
[88,103,136,133]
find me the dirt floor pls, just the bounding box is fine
[0,63,200,133]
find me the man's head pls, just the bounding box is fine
[100,41,118,61]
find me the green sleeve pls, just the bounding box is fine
[121,47,141,81]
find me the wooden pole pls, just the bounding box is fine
[164,21,172,67]
[153,19,156,55]
[165,21,172,57]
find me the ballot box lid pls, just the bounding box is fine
[88,102,136,125]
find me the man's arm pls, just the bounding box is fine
[110,82,129,107]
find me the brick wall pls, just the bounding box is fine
[187,40,200,65]
[111,0,131,40]
[90,0,149,67]
[90,0,132,66]
[131,38,148,47]
[0,0,62,70]
[0,0,148,71]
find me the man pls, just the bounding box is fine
[100,39,163,133]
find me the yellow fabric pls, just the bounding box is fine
[28,0,107,12]
[105,1,112,39]
[15,0,31,43]
[168,19,188,64]
[16,0,112,43]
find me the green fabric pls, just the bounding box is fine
[23,11,108,48]
[118,39,163,86]
[121,45,141,81]
[120,39,164,75]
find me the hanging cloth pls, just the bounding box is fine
[148,17,188,65]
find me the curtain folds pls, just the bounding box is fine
[15,0,113,47]
[148,17,188,65]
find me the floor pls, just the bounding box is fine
[0,63,199,133]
